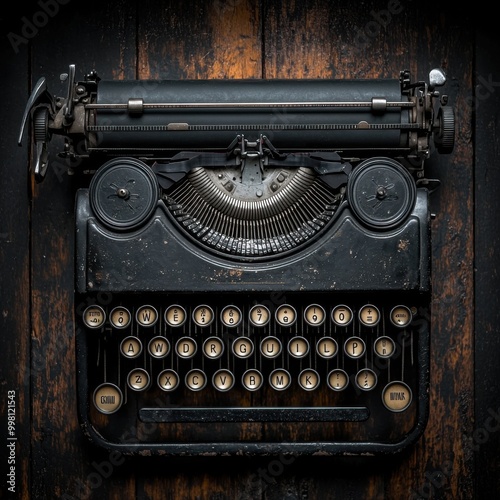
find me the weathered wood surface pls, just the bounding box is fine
[0,1,497,498]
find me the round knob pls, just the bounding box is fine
[33,107,50,143]
[347,157,416,229]
[89,158,159,231]
[435,106,455,154]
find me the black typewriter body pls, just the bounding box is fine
[20,65,454,456]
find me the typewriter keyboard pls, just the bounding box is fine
[78,293,426,432]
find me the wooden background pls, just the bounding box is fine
[1,0,499,498]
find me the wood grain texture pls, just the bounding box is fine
[0,0,494,498]
[137,0,262,80]
[264,2,475,499]
[28,2,137,498]
[0,37,30,499]
[474,17,500,499]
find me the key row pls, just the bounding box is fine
[93,371,412,414]
[119,334,397,360]
[83,303,413,329]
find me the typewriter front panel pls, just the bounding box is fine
[74,155,432,455]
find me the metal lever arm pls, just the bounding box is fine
[18,77,51,146]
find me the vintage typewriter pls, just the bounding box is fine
[19,64,454,456]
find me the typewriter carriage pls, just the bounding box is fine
[19,64,454,180]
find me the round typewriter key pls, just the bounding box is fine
[374,336,395,358]
[359,305,380,327]
[89,157,159,231]
[355,369,378,391]
[148,336,170,358]
[275,304,296,327]
[120,336,142,358]
[232,337,254,359]
[136,305,158,327]
[382,381,413,412]
[288,336,309,358]
[127,368,150,391]
[344,337,366,359]
[192,305,214,327]
[347,157,416,229]
[185,369,207,391]
[158,369,179,392]
[327,369,349,391]
[220,305,242,327]
[203,336,225,359]
[332,305,353,327]
[242,369,263,391]
[175,337,197,359]
[316,337,338,359]
[249,305,270,327]
[269,369,291,391]
[83,305,106,329]
[110,306,131,329]
[304,304,325,326]
[260,336,282,359]
[93,383,123,414]
[164,305,186,327]
[212,369,235,392]
[390,305,412,328]
[298,369,320,391]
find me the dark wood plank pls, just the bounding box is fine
[387,8,477,500]
[263,1,386,496]
[263,1,475,498]
[134,2,263,497]
[0,17,30,499]
[138,0,262,79]
[28,1,137,497]
[474,15,500,499]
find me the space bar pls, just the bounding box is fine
[139,407,369,423]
